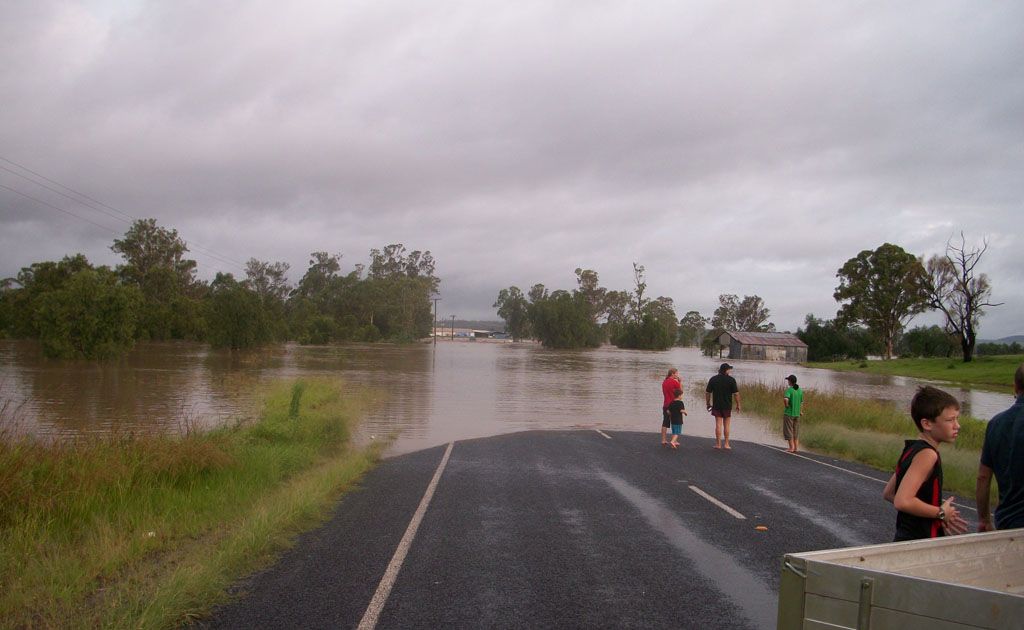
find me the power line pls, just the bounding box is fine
[0,156,248,270]
[0,181,245,272]
[0,157,135,222]
[0,182,122,234]
[0,163,136,227]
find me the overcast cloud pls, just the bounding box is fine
[2,1,1021,337]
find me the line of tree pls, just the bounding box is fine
[0,219,440,359]
[794,314,880,362]
[833,236,1002,362]
[494,264,679,350]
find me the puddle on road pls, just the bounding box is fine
[599,471,777,630]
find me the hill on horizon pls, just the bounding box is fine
[979,335,1024,345]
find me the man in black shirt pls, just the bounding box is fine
[705,363,740,449]
[977,363,1024,531]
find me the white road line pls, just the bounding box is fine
[357,441,455,630]
[757,443,886,483]
[756,443,978,513]
[689,485,746,520]
[595,429,612,439]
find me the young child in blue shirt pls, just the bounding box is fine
[667,388,687,450]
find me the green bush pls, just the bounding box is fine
[35,268,142,360]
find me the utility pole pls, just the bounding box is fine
[432,297,440,345]
[451,315,456,339]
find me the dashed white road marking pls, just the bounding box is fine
[357,441,455,630]
[689,485,746,520]
[756,443,978,513]
[595,429,612,439]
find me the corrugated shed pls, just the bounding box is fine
[724,331,808,348]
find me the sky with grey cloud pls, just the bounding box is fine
[2,1,1021,337]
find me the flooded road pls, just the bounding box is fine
[0,339,1015,454]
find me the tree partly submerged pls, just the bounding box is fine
[0,219,442,358]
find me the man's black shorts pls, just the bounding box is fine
[662,407,671,428]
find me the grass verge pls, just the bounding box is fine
[806,354,1023,392]
[0,378,385,629]
[737,381,989,500]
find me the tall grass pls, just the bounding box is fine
[0,379,384,629]
[736,381,988,498]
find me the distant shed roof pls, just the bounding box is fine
[724,331,808,348]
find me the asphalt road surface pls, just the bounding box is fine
[205,431,978,629]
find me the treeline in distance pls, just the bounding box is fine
[494,264,679,350]
[497,238,1003,363]
[0,219,439,359]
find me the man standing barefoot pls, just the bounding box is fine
[706,363,740,449]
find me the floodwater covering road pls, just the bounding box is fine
[2,340,1015,451]
[206,430,977,629]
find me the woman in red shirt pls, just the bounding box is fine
[661,368,682,446]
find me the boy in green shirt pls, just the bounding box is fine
[783,374,804,453]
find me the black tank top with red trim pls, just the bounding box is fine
[893,439,944,542]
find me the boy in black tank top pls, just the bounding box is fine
[883,386,969,541]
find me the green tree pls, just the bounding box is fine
[111,218,198,288]
[111,219,202,340]
[924,235,1003,363]
[245,258,292,341]
[529,290,604,349]
[205,273,272,349]
[834,243,929,359]
[289,252,343,343]
[611,265,678,350]
[574,268,607,321]
[494,286,531,341]
[629,263,650,324]
[976,341,1023,356]
[601,290,632,343]
[367,244,438,341]
[35,266,142,360]
[1,254,94,338]
[0,278,14,338]
[898,325,956,358]
[294,252,342,305]
[677,310,708,346]
[711,294,774,332]
[614,298,678,351]
[701,328,726,357]
[796,314,879,361]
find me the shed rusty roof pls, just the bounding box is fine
[724,331,808,348]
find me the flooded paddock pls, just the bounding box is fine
[0,340,1015,454]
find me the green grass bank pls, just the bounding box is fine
[737,382,990,501]
[0,379,385,629]
[806,354,1024,392]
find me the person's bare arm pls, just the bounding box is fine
[733,392,741,412]
[883,473,897,503]
[705,391,711,409]
[976,463,995,532]
[893,449,941,517]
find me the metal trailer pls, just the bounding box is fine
[777,529,1024,629]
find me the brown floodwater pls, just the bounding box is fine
[0,339,1015,455]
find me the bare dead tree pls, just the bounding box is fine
[925,233,1003,362]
